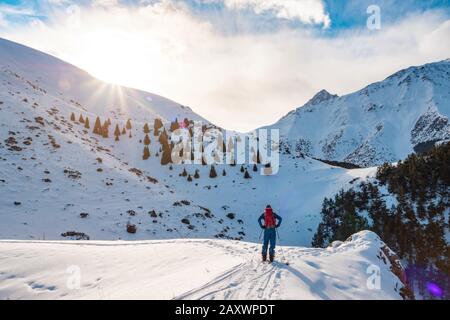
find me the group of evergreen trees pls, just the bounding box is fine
[72,111,265,181]
[141,118,172,162]
[143,117,263,180]
[312,142,450,299]
[70,112,132,141]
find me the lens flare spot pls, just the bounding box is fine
[426,282,443,297]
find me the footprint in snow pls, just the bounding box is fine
[332,283,349,290]
[304,260,321,269]
[27,281,57,292]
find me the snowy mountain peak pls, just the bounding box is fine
[266,59,450,167]
[384,59,450,84]
[307,89,338,105]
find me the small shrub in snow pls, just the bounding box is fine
[226,213,236,220]
[127,210,136,216]
[61,231,90,240]
[126,224,137,234]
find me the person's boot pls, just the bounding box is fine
[269,253,274,263]
[262,253,267,262]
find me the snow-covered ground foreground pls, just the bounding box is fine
[0,231,407,300]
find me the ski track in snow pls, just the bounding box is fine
[173,241,326,300]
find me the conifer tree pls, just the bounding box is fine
[263,163,272,175]
[93,116,101,134]
[209,165,217,178]
[79,114,85,123]
[194,170,200,179]
[160,145,172,165]
[122,127,126,135]
[201,145,207,166]
[244,170,251,179]
[222,169,227,176]
[102,121,109,138]
[70,112,76,122]
[143,146,150,160]
[144,134,151,146]
[126,119,132,130]
[240,165,245,173]
[114,124,121,141]
[253,164,258,172]
[159,129,168,146]
[84,117,90,129]
[154,118,163,136]
[181,168,188,177]
[170,118,180,132]
[253,150,261,164]
[143,123,150,134]
[187,175,193,182]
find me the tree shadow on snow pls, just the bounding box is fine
[277,263,331,300]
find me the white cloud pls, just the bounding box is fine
[91,0,120,7]
[0,3,449,132]
[221,0,331,27]
[0,5,36,16]
[0,13,6,28]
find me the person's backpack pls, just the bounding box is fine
[264,207,276,228]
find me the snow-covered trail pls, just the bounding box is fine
[0,232,406,300]
[174,258,283,300]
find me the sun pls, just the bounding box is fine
[77,30,160,89]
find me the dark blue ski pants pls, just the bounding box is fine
[262,228,276,256]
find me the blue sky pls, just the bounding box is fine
[324,0,450,29]
[0,0,449,131]
[1,0,449,33]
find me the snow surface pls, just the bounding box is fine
[0,231,405,300]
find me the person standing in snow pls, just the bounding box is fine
[258,205,282,262]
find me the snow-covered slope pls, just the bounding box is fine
[0,38,372,246]
[265,60,450,167]
[0,231,410,300]
[0,38,206,124]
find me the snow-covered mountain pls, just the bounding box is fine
[265,60,450,167]
[0,38,206,124]
[0,37,369,246]
[0,231,411,300]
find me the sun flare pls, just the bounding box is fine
[77,30,160,89]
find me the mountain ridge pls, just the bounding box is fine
[264,59,450,167]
